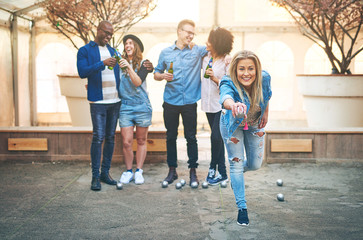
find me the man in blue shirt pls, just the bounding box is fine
[154,19,207,188]
[77,20,121,191]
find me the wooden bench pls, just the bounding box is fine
[0,127,166,163]
[265,127,363,163]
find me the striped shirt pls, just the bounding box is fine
[94,46,120,104]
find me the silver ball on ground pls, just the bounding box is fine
[180,179,186,186]
[220,181,228,188]
[116,182,123,190]
[175,182,182,189]
[276,179,283,186]
[191,181,199,188]
[277,193,284,201]
[162,181,168,188]
[202,181,209,189]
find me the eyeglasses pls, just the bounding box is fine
[100,29,113,37]
[181,29,196,37]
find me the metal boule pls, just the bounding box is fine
[116,182,123,190]
[220,181,228,188]
[162,181,168,188]
[277,193,284,201]
[276,179,283,186]
[191,181,198,188]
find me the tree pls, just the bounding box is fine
[269,0,363,74]
[40,0,157,49]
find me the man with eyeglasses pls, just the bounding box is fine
[77,20,121,191]
[154,19,207,188]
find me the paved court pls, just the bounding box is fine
[0,136,362,240]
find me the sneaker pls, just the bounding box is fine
[120,171,134,184]
[208,173,228,185]
[206,168,216,182]
[134,169,144,185]
[237,209,249,226]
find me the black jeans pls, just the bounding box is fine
[90,101,121,178]
[206,111,226,178]
[163,102,198,169]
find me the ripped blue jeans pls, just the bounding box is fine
[220,123,265,210]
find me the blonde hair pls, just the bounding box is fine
[229,50,263,107]
[177,19,195,31]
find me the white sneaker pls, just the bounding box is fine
[134,169,144,185]
[120,171,133,184]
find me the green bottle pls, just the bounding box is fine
[168,61,174,74]
[108,49,121,70]
[204,57,213,78]
[108,52,118,70]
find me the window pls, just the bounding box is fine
[257,41,294,111]
[304,43,341,74]
[36,43,77,113]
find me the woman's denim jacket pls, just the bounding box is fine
[219,70,272,139]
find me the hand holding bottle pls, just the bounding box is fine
[164,61,173,81]
[119,58,130,70]
[163,72,173,82]
[205,68,214,79]
[204,57,213,78]
[104,57,117,69]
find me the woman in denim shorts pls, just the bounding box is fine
[118,34,154,185]
[219,50,272,226]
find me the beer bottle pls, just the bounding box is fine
[204,57,213,78]
[108,52,119,70]
[168,61,174,74]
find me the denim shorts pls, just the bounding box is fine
[119,101,152,128]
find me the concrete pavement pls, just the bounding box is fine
[0,136,362,240]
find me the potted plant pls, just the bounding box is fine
[40,0,156,126]
[269,0,363,127]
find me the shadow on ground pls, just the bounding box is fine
[0,158,362,240]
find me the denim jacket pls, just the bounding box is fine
[77,41,121,102]
[219,70,272,138]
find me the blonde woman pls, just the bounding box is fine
[219,50,272,226]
